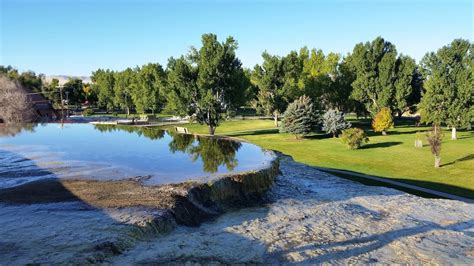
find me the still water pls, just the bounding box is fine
[0,124,274,188]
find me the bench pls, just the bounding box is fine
[175,126,189,134]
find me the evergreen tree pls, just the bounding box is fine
[322,109,351,137]
[280,95,319,139]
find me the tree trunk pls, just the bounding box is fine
[434,156,441,168]
[382,131,387,136]
[209,126,215,136]
[451,127,457,140]
[274,112,279,127]
[126,107,130,116]
[333,132,337,138]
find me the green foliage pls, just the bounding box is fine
[62,78,85,105]
[252,52,286,120]
[113,68,134,114]
[420,39,473,133]
[372,107,394,134]
[280,95,319,138]
[164,33,247,135]
[322,109,351,137]
[348,37,421,116]
[82,108,94,116]
[91,69,115,111]
[132,63,166,114]
[340,128,369,149]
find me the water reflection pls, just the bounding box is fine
[94,124,166,140]
[0,123,269,186]
[0,123,37,137]
[168,131,242,173]
[94,124,242,173]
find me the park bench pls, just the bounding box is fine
[175,126,189,134]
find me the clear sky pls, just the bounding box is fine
[1,0,472,76]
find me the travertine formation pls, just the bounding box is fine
[0,155,472,264]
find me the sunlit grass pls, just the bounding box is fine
[164,119,474,198]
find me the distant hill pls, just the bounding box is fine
[43,75,92,85]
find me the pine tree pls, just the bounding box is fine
[322,109,351,137]
[280,95,319,139]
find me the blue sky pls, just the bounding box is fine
[1,0,472,76]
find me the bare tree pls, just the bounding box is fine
[0,75,36,124]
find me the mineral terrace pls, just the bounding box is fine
[0,155,473,264]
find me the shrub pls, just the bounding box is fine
[340,128,369,149]
[0,75,36,124]
[280,95,319,139]
[426,125,443,168]
[372,107,394,135]
[82,108,94,116]
[322,109,351,138]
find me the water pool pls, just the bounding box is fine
[0,124,275,188]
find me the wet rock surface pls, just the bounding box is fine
[0,155,473,264]
[113,155,474,264]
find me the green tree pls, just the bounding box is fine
[348,37,398,115]
[393,55,422,116]
[165,34,246,135]
[163,57,198,116]
[113,68,135,115]
[252,52,286,126]
[280,95,319,139]
[62,78,85,105]
[420,39,473,140]
[91,69,115,111]
[132,63,166,114]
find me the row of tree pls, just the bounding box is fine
[1,34,472,137]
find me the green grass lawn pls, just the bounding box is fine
[163,119,474,198]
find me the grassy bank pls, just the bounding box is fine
[161,119,474,199]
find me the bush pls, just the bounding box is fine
[82,108,94,116]
[280,95,319,139]
[340,128,369,149]
[372,107,394,135]
[322,109,351,137]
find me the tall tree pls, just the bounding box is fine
[164,57,198,115]
[252,52,286,126]
[113,68,135,115]
[348,37,398,116]
[62,78,85,105]
[165,34,246,135]
[132,63,166,114]
[420,39,473,140]
[393,55,422,116]
[91,69,115,111]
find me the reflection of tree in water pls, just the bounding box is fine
[168,132,242,173]
[168,131,195,153]
[93,124,165,140]
[0,123,37,137]
[93,125,241,173]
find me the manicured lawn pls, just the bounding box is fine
[163,119,474,199]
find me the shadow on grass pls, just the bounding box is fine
[442,154,474,167]
[227,128,279,137]
[317,167,474,200]
[361,141,402,149]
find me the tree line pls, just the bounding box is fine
[1,34,472,137]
